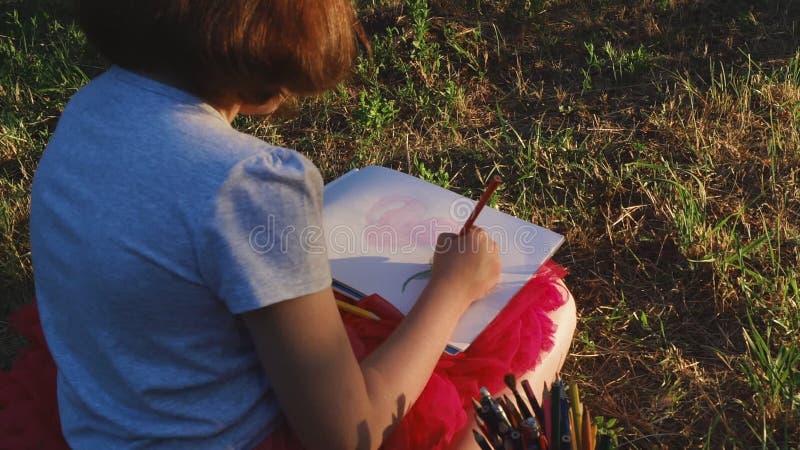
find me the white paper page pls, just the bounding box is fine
[323,166,564,350]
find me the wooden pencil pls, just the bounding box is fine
[335,299,380,321]
[459,175,502,235]
[569,383,583,450]
[582,407,592,450]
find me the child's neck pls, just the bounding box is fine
[133,68,242,123]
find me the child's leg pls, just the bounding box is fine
[519,280,577,399]
[448,281,576,450]
[446,416,482,450]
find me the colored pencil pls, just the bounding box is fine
[582,407,592,450]
[541,383,551,445]
[569,413,577,450]
[505,373,534,421]
[472,429,495,450]
[550,381,561,450]
[459,175,502,235]
[335,299,380,320]
[559,384,571,450]
[521,379,546,429]
[569,383,583,450]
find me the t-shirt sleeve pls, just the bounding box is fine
[198,148,332,314]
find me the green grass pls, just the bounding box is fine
[0,2,94,365]
[2,0,799,447]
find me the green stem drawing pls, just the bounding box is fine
[401,268,432,292]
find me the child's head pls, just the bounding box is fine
[75,0,358,105]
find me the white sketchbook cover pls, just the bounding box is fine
[323,166,564,351]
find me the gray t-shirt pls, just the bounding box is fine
[30,67,332,449]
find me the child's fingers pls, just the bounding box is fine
[436,232,458,252]
[466,227,498,253]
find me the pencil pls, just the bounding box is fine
[335,299,380,321]
[550,380,561,450]
[542,383,552,446]
[459,175,502,236]
[521,379,546,430]
[472,429,494,450]
[581,407,592,450]
[504,373,534,421]
[569,413,577,450]
[569,383,583,450]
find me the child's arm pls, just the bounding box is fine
[242,227,500,450]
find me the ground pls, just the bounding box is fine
[1,0,798,448]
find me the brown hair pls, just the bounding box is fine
[75,0,358,104]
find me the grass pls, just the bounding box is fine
[2,0,799,447]
[0,1,96,365]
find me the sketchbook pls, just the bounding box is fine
[323,166,564,352]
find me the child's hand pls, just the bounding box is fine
[429,227,501,307]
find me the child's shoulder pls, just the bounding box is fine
[68,67,320,182]
[44,67,323,224]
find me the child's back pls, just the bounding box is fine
[30,67,331,449]
[31,2,507,449]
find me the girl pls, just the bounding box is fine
[30,1,500,449]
